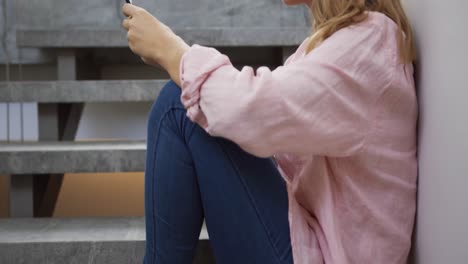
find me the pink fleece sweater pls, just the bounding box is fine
[179,11,418,264]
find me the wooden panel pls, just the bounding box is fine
[54,172,144,217]
[0,175,9,218]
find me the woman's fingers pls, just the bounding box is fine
[122,18,131,30]
[122,3,138,17]
[120,3,180,69]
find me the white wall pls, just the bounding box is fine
[75,102,151,140]
[404,1,468,263]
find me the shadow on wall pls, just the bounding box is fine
[0,175,9,218]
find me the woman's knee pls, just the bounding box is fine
[148,81,184,123]
[156,80,183,108]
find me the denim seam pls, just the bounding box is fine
[216,140,284,264]
[148,104,186,263]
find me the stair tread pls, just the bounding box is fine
[0,80,167,103]
[0,141,146,174]
[0,140,146,151]
[0,217,209,243]
[17,28,310,47]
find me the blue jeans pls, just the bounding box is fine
[144,81,293,264]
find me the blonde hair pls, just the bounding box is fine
[306,0,416,63]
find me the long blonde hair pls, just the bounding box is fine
[306,0,415,63]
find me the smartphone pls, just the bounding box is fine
[125,0,132,4]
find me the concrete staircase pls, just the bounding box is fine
[0,0,310,263]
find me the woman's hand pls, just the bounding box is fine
[122,4,189,85]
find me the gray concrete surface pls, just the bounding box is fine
[16,0,309,30]
[0,80,167,103]
[0,0,52,64]
[2,0,310,61]
[0,217,211,264]
[0,141,146,174]
[17,27,310,47]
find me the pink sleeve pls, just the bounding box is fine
[180,22,394,158]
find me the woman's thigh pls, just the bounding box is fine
[184,112,292,262]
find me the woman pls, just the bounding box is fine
[122,0,417,263]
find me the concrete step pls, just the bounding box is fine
[0,80,166,103]
[18,0,309,29]
[16,0,310,48]
[17,28,310,48]
[0,141,146,175]
[0,217,212,264]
